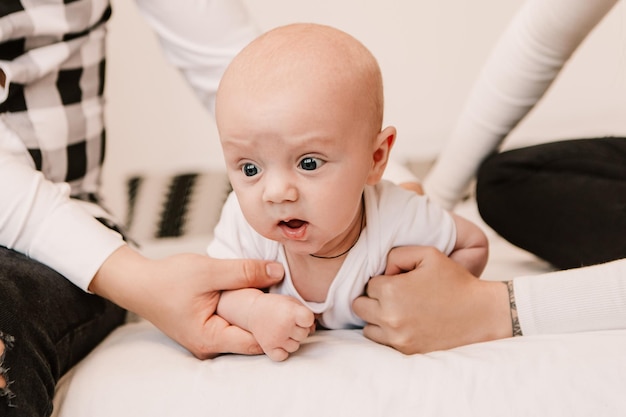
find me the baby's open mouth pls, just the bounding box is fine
[280,219,307,229]
[278,219,308,239]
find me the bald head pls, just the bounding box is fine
[216,23,385,134]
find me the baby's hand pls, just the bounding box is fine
[247,293,315,361]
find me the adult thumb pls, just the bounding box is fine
[209,258,285,291]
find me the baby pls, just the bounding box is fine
[208,23,488,361]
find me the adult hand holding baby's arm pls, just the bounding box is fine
[219,289,315,361]
[89,245,286,359]
[353,246,511,354]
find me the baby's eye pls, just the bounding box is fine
[298,157,325,171]
[241,162,260,177]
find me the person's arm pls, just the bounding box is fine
[514,259,626,335]
[423,0,619,209]
[352,246,626,354]
[0,142,125,291]
[447,212,489,277]
[134,0,260,114]
[1,63,125,290]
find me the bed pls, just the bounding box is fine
[51,170,626,416]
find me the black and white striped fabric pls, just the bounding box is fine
[125,171,232,241]
[0,0,111,196]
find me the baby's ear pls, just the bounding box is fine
[367,126,396,185]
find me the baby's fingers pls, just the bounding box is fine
[290,325,311,342]
[295,306,315,328]
[266,347,289,362]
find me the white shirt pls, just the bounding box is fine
[208,181,457,329]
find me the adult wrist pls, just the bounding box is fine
[479,279,517,342]
[89,245,150,313]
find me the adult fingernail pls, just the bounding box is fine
[266,263,284,279]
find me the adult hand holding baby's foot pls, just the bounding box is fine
[247,293,315,361]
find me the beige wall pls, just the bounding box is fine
[102,0,626,214]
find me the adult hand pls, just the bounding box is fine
[90,245,284,359]
[353,246,512,354]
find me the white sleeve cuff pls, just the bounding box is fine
[515,259,626,335]
[0,149,126,291]
[29,203,126,291]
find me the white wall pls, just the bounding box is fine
[102,0,626,214]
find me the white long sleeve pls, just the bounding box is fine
[423,0,619,209]
[134,0,260,114]
[515,259,626,335]
[0,127,125,291]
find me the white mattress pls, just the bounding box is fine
[52,200,626,416]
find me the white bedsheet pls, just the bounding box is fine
[52,200,626,416]
[55,321,626,417]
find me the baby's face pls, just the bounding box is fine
[217,76,378,258]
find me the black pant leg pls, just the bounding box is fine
[476,137,626,269]
[0,247,126,417]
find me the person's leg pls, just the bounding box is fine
[476,137,626,270]
[0,246,126,416]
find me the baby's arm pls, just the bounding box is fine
[447,213,489,277]
[217,289,315,361]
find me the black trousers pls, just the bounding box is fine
[0,247,126,416]
[476,137,626,270]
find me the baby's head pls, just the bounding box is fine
[216,23,396,258]
[217,22,388,140]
